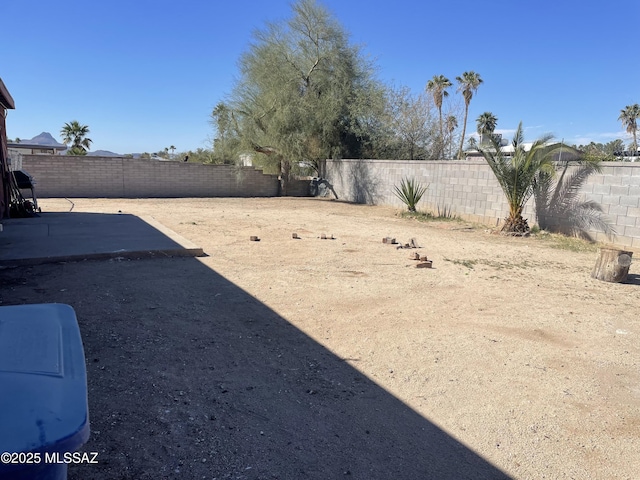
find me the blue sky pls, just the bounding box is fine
[4,0,639,154]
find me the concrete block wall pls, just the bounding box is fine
[286,178,312,197]
[581,163,640,247]
[324,159,640,248]
[21,155,280,198]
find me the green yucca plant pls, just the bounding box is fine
[394,177,428,212]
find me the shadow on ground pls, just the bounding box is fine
[0,221,510,479]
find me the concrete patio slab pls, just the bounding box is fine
[0,212,205,266]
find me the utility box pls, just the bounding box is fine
[0,304,90,480]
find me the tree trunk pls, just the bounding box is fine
[279,159,290,196]
[458,105,469,160]
[591,247,633,283]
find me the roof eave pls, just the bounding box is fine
[0,78,15,110]
[8,143,67,151]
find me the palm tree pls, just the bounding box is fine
[170,145,176,158]
[476,111,498,144]
[60,121,92,155]
[426,75,452,158]
[477,122,563,234]
[455,71,483,159]
[445,115,458,158]
[618,104,640,153]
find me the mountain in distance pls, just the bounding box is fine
[21,132,66,147]
[87,150,123,157]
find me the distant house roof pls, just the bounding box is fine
[614,151,640,157]
[8,132,67,154]
[466,142,535,158]
[466,141,581,161]
[0,78,15,110]
[8,142,67,152]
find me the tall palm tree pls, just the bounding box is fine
[445,115,458,158]
[60,121,92,155]
[477,122,563,234]
[476,111,498,144]
[426,75,452,158]
[170,145,176,158]
[456,71,483,159]
[618,104,640,153]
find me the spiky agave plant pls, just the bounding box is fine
[394,177,428,212]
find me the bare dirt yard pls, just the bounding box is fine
[1,197,638,480]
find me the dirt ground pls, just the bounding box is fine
[1,197,638,480]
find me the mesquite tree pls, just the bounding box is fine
[221,0,384,185]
